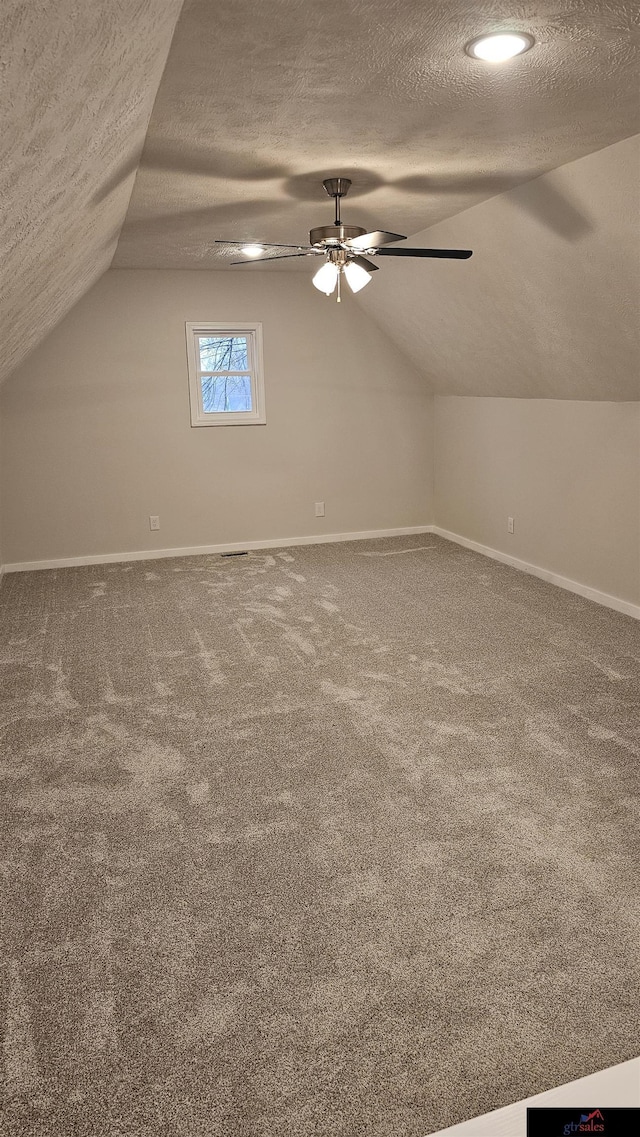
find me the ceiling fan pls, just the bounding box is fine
[215,177,472,301]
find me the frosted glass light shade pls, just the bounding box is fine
[312,261,339,294]
[344,261,372,293]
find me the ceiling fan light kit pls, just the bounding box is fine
[216,176,473,301]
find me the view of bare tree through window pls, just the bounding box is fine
[198,335,252,413]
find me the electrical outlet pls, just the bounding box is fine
[507,516,514,534]
[314,501,325,517]
[149,515,160,531]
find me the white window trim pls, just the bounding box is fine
[186,321,266,427]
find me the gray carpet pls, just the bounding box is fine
[1,534,638,1137]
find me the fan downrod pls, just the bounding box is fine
[322,177,352,226]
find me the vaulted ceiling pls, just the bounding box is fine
[115,0,639,268]
[2,0,639,391]
[0,0,183,383]
[356,134,640,400]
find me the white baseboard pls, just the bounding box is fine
[3,526,638,621]
[432,526,640,621]
[1,525,433,574]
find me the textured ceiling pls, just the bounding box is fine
[115,0,640,270]
[356,134,640,400]
[0,0,184,384]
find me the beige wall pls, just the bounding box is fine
[2,270,638,609]
[357,134,640,401]
[434,397,640,605]
[0,269,433,565]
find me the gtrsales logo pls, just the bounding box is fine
[563,1110,605,1134]
[526,1107,639,1136]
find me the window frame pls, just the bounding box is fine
[185,321,266,427]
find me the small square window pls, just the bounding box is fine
[186,322,266,426]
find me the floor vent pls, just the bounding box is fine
[221,551,248,558]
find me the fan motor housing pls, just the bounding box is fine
[309,224,366,247]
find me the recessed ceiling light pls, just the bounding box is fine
[465,32,535,63]
[240,244,265,257]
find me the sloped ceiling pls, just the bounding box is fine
[3,0,638,399]
[115,0,639,269]
[0,0,184,384]
[355,134,640,400]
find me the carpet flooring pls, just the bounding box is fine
[0,534,639,1137]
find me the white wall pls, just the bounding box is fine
[0,269,433,565]
[434,397,640,606]
[352,133,639,613]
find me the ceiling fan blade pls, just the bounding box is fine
[215,240,313,251]
[229,252,318,265]
[376,247,473,259]
[351,255,379,272]
[347,230,406,249]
